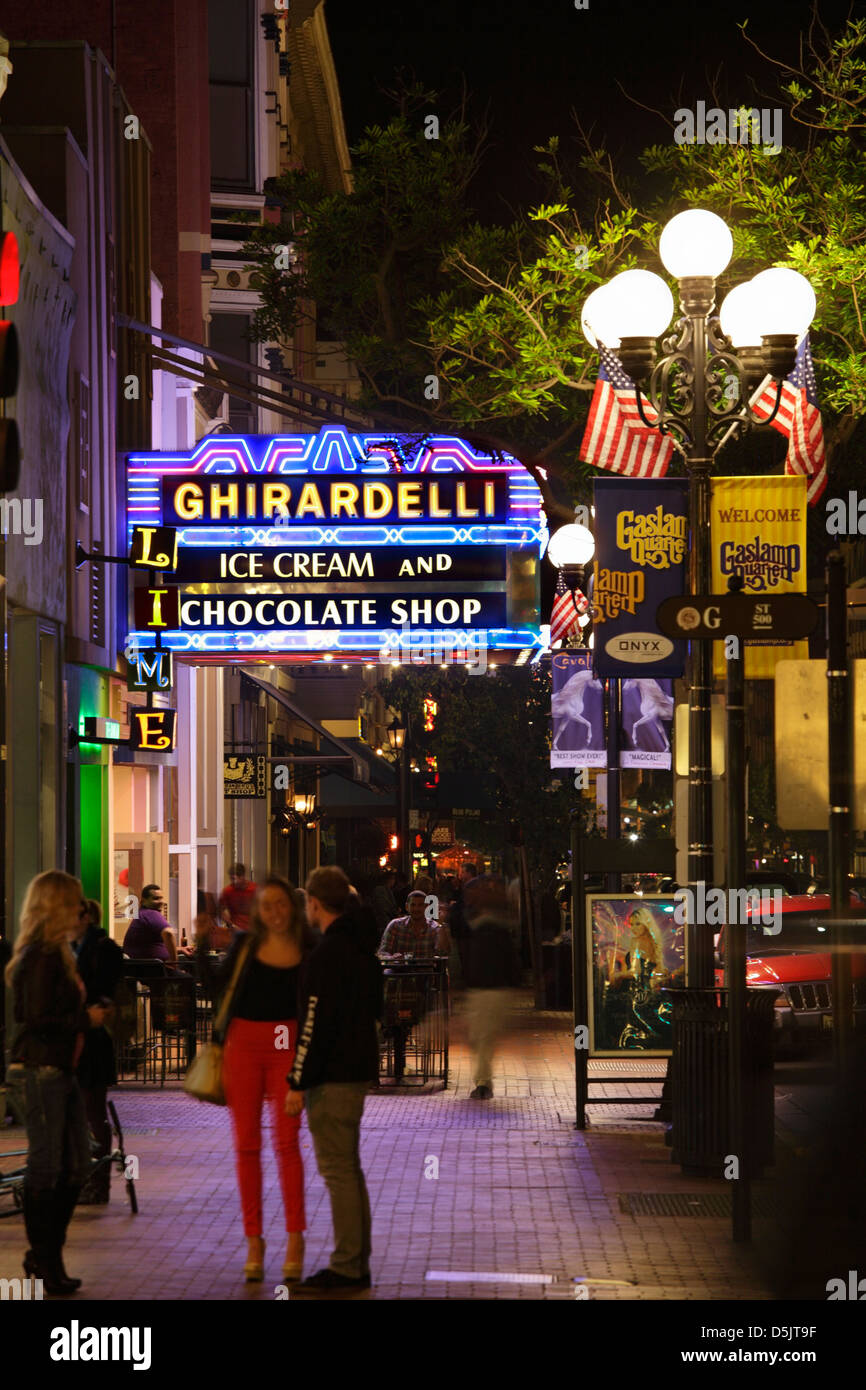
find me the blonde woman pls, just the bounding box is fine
[196,874,317,1283]
[5,871,108,1295]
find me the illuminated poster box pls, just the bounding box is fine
[125,427,543,660]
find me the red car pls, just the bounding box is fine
[716,894,866,1051]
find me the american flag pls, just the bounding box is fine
[550,570,589,645]
[580,346,675,478]
[749,335,826,505]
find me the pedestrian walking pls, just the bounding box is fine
[72,898,124,1204]
[463,875,522,1100]
[5,871,109,1294]
[197,874,316,1283]
[286,866,383,1296]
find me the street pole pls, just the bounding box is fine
[725,574,749,1241]
[682,280,716,989]
[400,723,410,881]
[826,551,853,1077]
[604,678,621,893]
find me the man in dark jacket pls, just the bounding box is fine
[72,900,124,1202]
[285,866,383,1296]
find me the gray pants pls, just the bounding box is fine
[305,1081,371,1279]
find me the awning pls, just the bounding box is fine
[240,670,370,784]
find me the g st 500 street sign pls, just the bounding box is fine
[656,593,819,642]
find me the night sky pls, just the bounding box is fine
[327,0,855,214]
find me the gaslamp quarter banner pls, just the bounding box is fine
[710,475,808,678]
[592,477,689,679]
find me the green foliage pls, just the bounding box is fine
[377,666,578,876]
[242,20,866,507]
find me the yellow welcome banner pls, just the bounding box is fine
[710,475,808,678]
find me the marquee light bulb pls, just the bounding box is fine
[748,267,816,339]
[659,209,733,279]
[547,523,595,568]
[601,269,674,342]
[719,281,764,347]
[581,284,621,350]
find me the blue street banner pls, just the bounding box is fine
[550,649,606,768]
[592,477,689,678]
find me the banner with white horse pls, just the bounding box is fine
[620,678,674,769]
[550,649,606,767]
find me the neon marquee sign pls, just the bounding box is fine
[125,427,544,660]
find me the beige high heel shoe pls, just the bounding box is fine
[282,1234,305,1282]
[244,1237,265,1282]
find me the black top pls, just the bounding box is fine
[289,912,384,1090]
[9,944,89,1070]
[74,924,125,1088]
[197,927,318,1030]
[463,915,523,990]
[233,956,301,1021]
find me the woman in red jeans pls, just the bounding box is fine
[197,874,316,1282]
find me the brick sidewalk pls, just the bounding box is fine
[0,994,777,1300]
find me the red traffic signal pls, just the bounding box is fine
[0,231,20,494]
[0,233,19,305]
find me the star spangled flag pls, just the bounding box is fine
[550,570,589,645]
[749,334,826,505]
[580,345,675,478]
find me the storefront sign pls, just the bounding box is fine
[133,586,180,630]
[126,650,174,694]
[550,649,605,768]
[224,755,267,798]
[710,476,808,678]
[129,709,177,752]
[592,478,689,678]
[129,525,178,571]
[124,427,543,660]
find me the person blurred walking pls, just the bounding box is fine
[286,866,383,1296]
[463,876,522,1100]
[5,871,109,1294]
[72,898,124,1204]
[197,874,316,1283]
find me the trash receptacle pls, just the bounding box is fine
[666,986,778,1178]
[542,939,572,1009]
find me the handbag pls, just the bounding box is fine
[183,937,252,1105]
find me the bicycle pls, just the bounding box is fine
[0,1098,138,1217]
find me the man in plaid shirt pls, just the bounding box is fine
[378,891,450,958]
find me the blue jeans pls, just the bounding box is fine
[6,1064,92,1192]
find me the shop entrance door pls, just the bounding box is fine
[112,832,170,944]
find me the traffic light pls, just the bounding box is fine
[413,833,424,851]
[0,231,20,493]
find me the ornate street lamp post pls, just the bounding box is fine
[583,210,816,986]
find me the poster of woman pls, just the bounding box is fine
[587,895,684,1055]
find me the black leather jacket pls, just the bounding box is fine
[8,943,89,1070]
